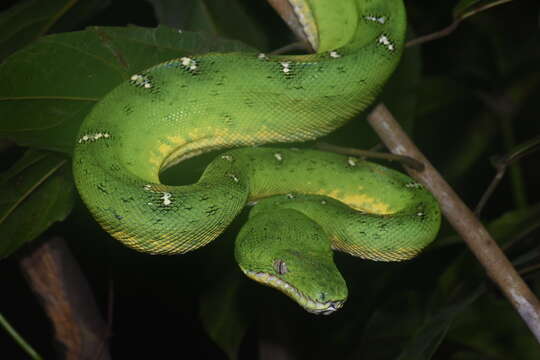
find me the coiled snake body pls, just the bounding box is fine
[73,0,440,314]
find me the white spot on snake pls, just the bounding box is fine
[365,15,386,24]
[321,200,327,205]
[274,152,283,162]
[416,212,425,217]
[161,192,172,206]
[329,50,341,59]
[180,56,198,72]
[347,157,358,167]
[286,193,295,199]
[181,57,191,66]
[405,182,423,189]
[221,154,234,161]
[258,53,268,60]
[143,184,153,191]
[130,74,152,88]
[227,173,239,183]
[78,132,112,144]
[280,62,292,74]
[378,34,395,52]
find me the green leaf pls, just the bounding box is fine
[146,0,269,49]
[349,200,540,360]
[0,0,77,60]
[438,203,540,248]
[199,273,250,360]
[396,287,484,360]
[487,203,540,246]
[0,25,255,154]
[49,0,112,34]
[399,204,540,359]
[448,289,540,359]
[0,149,74,258]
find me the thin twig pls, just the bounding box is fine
[407,0,514,48]
[521,263,540,278]
[471,71,540,214]
[474,92,540,215]
[503,222,540,252]
[0,313,43,360]
[406,19,462,47]
[474,161,507,216]
[265,0,315,53]
[367,103,540,342]
[315,142,424,171]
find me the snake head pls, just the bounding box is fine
[235,208,347,315]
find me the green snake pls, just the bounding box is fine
[73,0,441,314]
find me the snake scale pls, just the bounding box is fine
[73,0,441,314]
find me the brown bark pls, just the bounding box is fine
[19,237,111,360]
[368,104,540,342]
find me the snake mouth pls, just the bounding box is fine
[241,268,345,315]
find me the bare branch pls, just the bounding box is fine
[265,0,313,52]
[407,0,514,47]
[0,313,43,360]
[315,142,425,171]
[406,19,462,48]
[19,237,111,360]
[367,103,540,342]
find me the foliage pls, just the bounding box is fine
[1,0,539,359]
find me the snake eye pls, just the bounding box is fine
[273,259,288,275]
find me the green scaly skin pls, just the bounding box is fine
[73,0,441,314]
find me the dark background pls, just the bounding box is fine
[1,0,540,359]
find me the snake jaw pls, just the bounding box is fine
[307,301,344,315]
[304,299,344,315]
[240,268,345,315]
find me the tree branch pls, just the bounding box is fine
[367,103,540,342]
[19,237,111,360]
[406,0,514,47]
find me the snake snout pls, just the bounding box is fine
[307,300,345,315]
